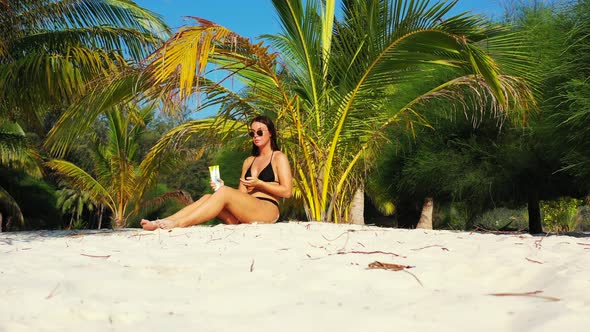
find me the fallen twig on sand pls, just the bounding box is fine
[307,242,326,249]
[489,290,560,302]
[80,253,110,259]
[250,259,255,272]
[367,261,423,287]
[322,230,361,251]
[367,261,413,271]
[337,250,406,258]
[45,283,60,299]
[128,233,155,239]
[577,242,590,247]
[537,233,551,249]
[525,258,544,264]
[410,245,449,251]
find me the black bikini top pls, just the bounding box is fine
[245,151,277,183]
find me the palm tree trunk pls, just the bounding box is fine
[349,186,365,225]
[416,197,434,230]
[528,190,543,234]
[98,206,103,230]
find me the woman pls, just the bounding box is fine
[141,115,292,230]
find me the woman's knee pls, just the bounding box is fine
[213,185,232,198]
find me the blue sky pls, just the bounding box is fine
[136,0,505,40]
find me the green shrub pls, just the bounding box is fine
[71,219,87,230]
[541,197,582,233]
[434,202,470,230]
[578,206,590,232]
[474,207,529,231]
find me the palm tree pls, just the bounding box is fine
[0,0,169,131]
[1,0,170,229]
[46,106,191,228]
[47,0,536,223]
[0,120,42,230]
[55,188,96,229]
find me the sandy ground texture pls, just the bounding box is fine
[1,222,589,332]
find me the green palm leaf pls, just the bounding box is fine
[0,185,24,225]
[45,159,115,212]
[1,0,169,129]
[0,120,43,177]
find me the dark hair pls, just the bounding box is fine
[250,115,280,156]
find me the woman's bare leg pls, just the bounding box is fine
[163,194,212,222]
[159,186,278,229]
[141,194,212,230]
[140,193,244,230]
[217,210,240,224]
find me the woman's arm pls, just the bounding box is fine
[238,157,253,194]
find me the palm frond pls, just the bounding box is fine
[141,190,194,209]
[44,69,141,157]
[45,159,114,212]
[1,0,170,133]
[139,117,245,177]
[0,121,43,177]
[145,18,235,100]
[0,185,24,225]
[7,0,169,39]
[13,26,163,61]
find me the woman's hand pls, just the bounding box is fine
[240,176,260,193]
[210,178,224,191]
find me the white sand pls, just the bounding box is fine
[1,222,589,332]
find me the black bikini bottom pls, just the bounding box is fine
[256,197,279,208]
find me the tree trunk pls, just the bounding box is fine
[416,197,434,230]
[528,190,543,234]
[98,206,103,230]
[349,186,365,225]
[0,211,3,232]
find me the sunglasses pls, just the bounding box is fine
[248,129,266,138]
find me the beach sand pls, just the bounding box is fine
[1,222,589,331]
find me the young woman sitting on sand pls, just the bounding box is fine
[141,115,292,230]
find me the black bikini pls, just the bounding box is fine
[256,197,280,208]
[245,151,278,183]
[245,151,280,208]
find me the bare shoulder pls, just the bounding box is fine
[273,151,288,162]
[273,151,291,171]
[242,156,254,170]
[243,155,255,165]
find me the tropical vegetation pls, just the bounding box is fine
[47,107,194,228]
[0,0,168,229]
[47,0,536,224]
[1,0,589,233]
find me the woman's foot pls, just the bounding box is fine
[158,219,177,229]
[140,219,159,231]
